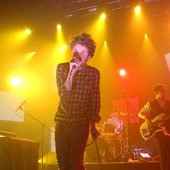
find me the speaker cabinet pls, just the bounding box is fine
[0,136,40,170]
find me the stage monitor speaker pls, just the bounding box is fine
[0,136,40,170]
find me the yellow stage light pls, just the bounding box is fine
[26,51,36,61]
[56,24,64,45]
[87,12,106,43]
[11,76,22,87]
[15,28,31,42]
[25,29,31,35]
[134,5,141,13]
[57,24,62,30]
[32,51,36,55]
[144,33,148,39]
[104,41,107,45]
[61,44,67,51]
[100,13,106,20]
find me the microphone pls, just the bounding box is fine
[72,64,76,69]
[15,100,26,112]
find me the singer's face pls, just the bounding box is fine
[72,44,91,65]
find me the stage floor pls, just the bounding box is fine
[46,160,161,170]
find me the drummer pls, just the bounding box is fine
[102,111,125,135]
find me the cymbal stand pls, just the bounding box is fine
[121,93,131,157]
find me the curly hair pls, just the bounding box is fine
[70,33,96,58]
[153,83,166,93]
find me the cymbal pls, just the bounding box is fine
[110,111,127,117]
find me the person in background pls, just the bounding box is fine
[54,33,101,170]
[138,83,170,170]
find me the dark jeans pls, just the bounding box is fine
[55,124,89,170]
[155,135,170,170]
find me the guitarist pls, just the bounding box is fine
[138,83,170,170]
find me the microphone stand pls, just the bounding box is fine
[120,92,131,160]
[20,107,54,170]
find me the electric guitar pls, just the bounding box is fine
[140,113,170,140]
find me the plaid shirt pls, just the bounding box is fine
[54,62,101,127]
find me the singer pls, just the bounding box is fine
[54,33,101,170]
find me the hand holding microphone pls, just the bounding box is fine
[66,52,82,89]
[70,52,82,73]
[91,126,100,140]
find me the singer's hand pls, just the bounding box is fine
[69,61,81,73]
[70,62,77,70]
[91,125,100,140]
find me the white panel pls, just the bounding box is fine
[0,91,24,122]
[165,53,170,73]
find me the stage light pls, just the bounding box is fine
[32,51,36,55]
[88,12,106,39]
[104,41,107,45]
[26,51,36,61]
[11,76,22,87]
[15,28,32,42]
[57,24,62,30]
[119,69,127,77]
[60,44,67,51]
[56,24,64,45]
[134,5,141,13]
[144,33,148,39]
[25,29,31,35]
[100,13,106,20]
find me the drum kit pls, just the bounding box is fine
[101,111,128,162]
[100,111,129,162]
[85,111,130,163]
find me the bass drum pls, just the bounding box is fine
[85,136,108,163]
